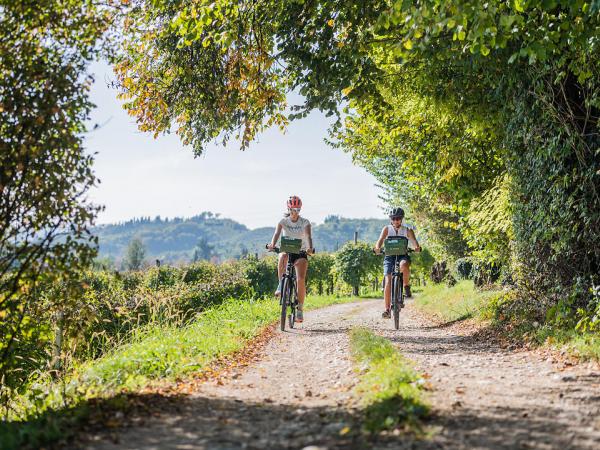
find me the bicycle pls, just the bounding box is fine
[266,241,314,331]
[374,237,415,330]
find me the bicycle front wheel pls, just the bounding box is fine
[392,275,401,329]
[289,282,297,328]
[280,278,289,331]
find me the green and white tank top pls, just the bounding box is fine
[387,224,417,248]
[387,224,408,237]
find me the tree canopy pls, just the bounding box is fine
[115,0,600,312]
[0,0,109,387]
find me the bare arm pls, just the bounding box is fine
[268,223,283,249]
[374,226,388,252]
[408,229,421,251]
[305,223,314,253]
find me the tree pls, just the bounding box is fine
[124,238,146,271]
[0,0,108,391]
[334,242,380,296]
[192,238,214,262]
[307,253,335,295]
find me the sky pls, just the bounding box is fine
[85,61,384,229]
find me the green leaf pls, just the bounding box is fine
[513,0,525,12]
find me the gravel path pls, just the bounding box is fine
[85,299,600,450]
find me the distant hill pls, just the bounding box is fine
[94,213,388,264]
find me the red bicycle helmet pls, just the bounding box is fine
[287,196,302,209]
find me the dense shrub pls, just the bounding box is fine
[334,242,380,296]
[1,261,253,400]
[307,253,335,295]
[241,255,278,298]
[472,260,501,288]
[430,261,449,284]
[454,257,474,280]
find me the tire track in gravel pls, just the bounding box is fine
[85,299,600,450]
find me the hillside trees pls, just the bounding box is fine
[0,1,109,391]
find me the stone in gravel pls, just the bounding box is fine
[323,422,345,434]
[562,375,577,382]
[306,390,313,397]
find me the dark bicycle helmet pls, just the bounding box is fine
[389,207,405,219]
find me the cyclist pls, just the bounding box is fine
[267,196,314,323]
[374,207,421,319]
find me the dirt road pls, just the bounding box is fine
[85,299,600,450]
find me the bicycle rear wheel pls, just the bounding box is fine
[280,278,289,331]
[392,275,401,329]
[289,282,297,328]
[399,272,405,309]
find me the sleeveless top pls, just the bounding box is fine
[386,224,417,248]
[387,224,408,238]
[279,216,311,251]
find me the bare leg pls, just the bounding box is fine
[275,254,288,296]
[278,253,288,280]
[400,261,410,286]
[383,274,392,310]
[294,258,308,308]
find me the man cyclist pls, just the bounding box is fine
[267,196,314,323]
[374,207,421,319]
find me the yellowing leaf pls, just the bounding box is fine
[327,19,335,27]
[514,0,525,13]
[339,426,351,436]
[403,39,413,50]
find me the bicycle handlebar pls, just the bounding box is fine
[265,244,316,255]
[373,248,418,256]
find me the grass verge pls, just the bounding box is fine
[487,291,600,362]
[414,281,600,363]
[413,280,500,323]
[2,294,359,449]
[350,328,429,434]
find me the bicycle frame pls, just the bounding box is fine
[390,256,405,329]
[279,254,299,330]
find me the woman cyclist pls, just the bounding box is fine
[374,207,421,319]
[267,196,314,323]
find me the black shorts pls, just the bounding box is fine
[288,251,308,264]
